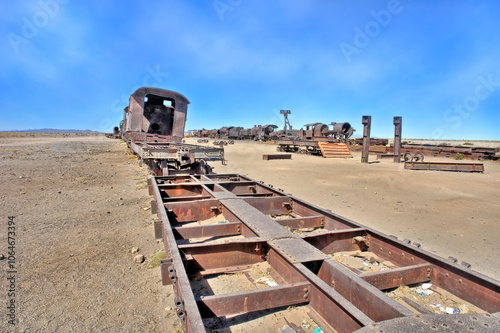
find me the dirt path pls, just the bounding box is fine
[0,134,178,333]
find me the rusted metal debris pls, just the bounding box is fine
[317,142,353,158]
[404,161,485,173]
[388,143,498,161]
[262,154,292,160]
[119,87,224,175]
[191,110,356,147]
[393,117,402,163]
[149,173,500,333]
[361,116,371,163]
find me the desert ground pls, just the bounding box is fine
[0,133,499,332]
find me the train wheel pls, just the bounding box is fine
[413,152,424,162]
[404,152,414,162]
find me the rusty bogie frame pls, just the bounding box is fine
[148,174,500,332]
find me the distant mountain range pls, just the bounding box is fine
[1,129,101,133]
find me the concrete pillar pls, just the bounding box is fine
[361,116,371,163]
[393,116,402,163]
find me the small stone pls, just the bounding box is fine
[19,176,23,179]
[165,306,172,311]
[133,254,144,263]
[279,325,296,333]
[143,206,150,211]
[131,247,139,254]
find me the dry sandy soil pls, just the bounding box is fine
[0,134,179,333]
[1,133,499,333]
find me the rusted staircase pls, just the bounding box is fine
[318,142,352,158]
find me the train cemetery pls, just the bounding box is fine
[2,87,499,332]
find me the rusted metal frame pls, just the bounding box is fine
[176,239,267,271]
[266,246,374,332]
[219,207,258,238]
[361,115,371,163]
[295,262,375,332]
[284,195,364,230]
[151,174,500,331]
[263,154,292,160]
[219,182,275,196]
[172,222,242,239]
[162,196,212,203]
[317,259,414,322]
[243,196,293,215]
[220,199,294,239]
[196,281,311,317]
[164,200,222,223]
[268,238,329,264]
[151,176,206,332]
[156,179,196,185]
[302,229,369,254]
[360,263,433,290]
[237,193,276,197]
[195,264,254,276]
[203,174,253,182]
[221,179,288,197]
[431,265,500,313]
[366,234,436,268]
[274,215,325,229]
[404,161,484,172]
[367,233,500,312]
[159,184,209,197]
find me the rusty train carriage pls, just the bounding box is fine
[148,174,500,332]
[121,87,224,175]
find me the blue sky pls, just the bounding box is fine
[1,1,499,140]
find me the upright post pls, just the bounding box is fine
[361,116,371,163]
[280,110,292,135]
[393,116,402,163]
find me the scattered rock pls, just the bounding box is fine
[131,247,139,254]
[143,206,150,211]
[278,325,296,333]
[133,254,144,263]
[165,306,172,311]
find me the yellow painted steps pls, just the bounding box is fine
[318,142,353,158]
